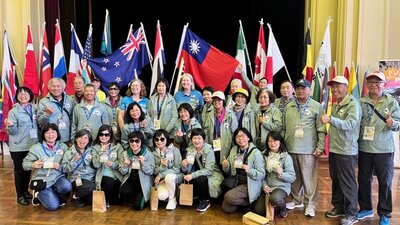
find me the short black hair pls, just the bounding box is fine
[128,130,145,145]
[264,131,288,157]
[94,124,115,145]
[40,123,61,143]
[154,78,170,93]
[152,129,172,147]
[203,86,214,94]
[124,102,146,123]
[15,86,34,103]
[232,127,253,145]
[73,129,93,148]
[190,128,205,141]
[108,82,120,89]
[178,103,194,119]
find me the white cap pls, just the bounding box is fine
[366,71,386,82]
[327,76,349,86]
[212,91,225,100]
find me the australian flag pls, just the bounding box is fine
[87,27,150,91]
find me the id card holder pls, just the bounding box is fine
[111,122,118,134]
[166,151,174,161]
[234,155,244,169]
[295,124,305,138]
[84,124,92,132]
[131,157,141,170]
[75,174,82,187]
[213,139,221,152]
[154,117,161,130]
[43,157,54,169]
[30,129,38,139]
[363,126,375,141]
[100,153,108,163]
[186,152,195,164]
[58,117,67,129]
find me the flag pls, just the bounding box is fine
[233,21,250,90]
[312,17,332,103]
[23,23,39,96]
[254,20,267,87]
[53,20,67,78]
[150,20,166,95]
[343,65,349,80]
[101,9,112,55]
[320,67,330,112]
[39,22,52,97]
[348,63,360,98]
[361,64,370,97]
[66,24,83,95]
[301,18,313,82]
[176,27,239,91]
[265,23,286,90]
[0,30,19,141]
[79,24,93,84]
[87,27,150,92]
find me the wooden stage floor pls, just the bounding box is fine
[0,155,398,225]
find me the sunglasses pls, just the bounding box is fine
[99,133,111,137]
[129,138,141,144]
[155,137,166,142]
[109,87,119,91]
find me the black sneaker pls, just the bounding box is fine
[196,200,210,212]
[278,207,288,218]
[31,191,41,206]
[72,197,85,207]
[17,196,29,205]
[325,208,345,218]
[24,191,33,200]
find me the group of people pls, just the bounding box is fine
[5,70,397,225]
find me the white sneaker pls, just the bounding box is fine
[166,198,177,210]
[286,201,304,210]
[304,207,315,217]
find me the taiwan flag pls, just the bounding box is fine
[177,27,239,91]
[87,27,150,92]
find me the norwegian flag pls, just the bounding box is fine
[39,22,52,97]
[79,24,93,84]
[254,19,267,87]
[23,23,39,96]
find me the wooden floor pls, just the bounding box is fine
[0,155,399,225]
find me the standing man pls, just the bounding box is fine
[357,71,399,225]
[282,79,325,217]
[71,76,85,105]
[274,80,295,112]
[321,76,361,225]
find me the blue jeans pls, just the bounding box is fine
[38,176,72,211]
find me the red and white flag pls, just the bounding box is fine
[254,19,267,86]
[265,23,285,90]
[150,20,166,95]
[23,23,39,96]
[39,22,52,97]
[66,24,83,95]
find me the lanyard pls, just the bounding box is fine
[157,95,166,118]
[85,106,95,120]
[22,104,34,127]
[214,108,225,139]
[41,143,56,158]
[73,149,90,172]
[181,121,189,134]
[53,94,65,115]
[295,97,310,119]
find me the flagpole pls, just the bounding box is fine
[239,20,254,80]
[5,25,23,82]
[126,24,132,41]
[140,22,153,67]
[170,23,189,94]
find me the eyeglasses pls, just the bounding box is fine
[109,87,119,91]
[129,138,141,144]
[366,81,384,85]
[155,137,166,142]
[99,133,111,137]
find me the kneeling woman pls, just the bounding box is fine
[62,129,96,207]
[119,131,155,210]
[221,127,265,213]
[152,129,183,210]
[181,128,224,212]
[253,131,296,217]
[22,123,71,211]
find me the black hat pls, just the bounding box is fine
[295,79,311,88]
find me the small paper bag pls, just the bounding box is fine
[179,182,193,206]
[265,193,274,221]
[150,186,159,210]
[92,190,107,212]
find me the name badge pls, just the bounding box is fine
[43,157,54,169]
[363,126,375,141]
[295,124,304,138]
[154,118,161,130]
[165,151,174,161]
[100,153,108,163]
[111,122,118,134]
[234,155,244,169]
[58,118,67,129]
[75,174,82,187]
[186,152,195,164]
[30,129,38,139]
[84,124,92,132]
[131,157,141,170]
[213,139,221,152]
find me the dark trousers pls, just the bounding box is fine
[10,151,31,198]
[72,179,95,204]
[101,176,121,204]
[358,151,393,217]
[253,188,288,216]
[329,152,358,216]
[120,173,144,210]
[192,175,210,201]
